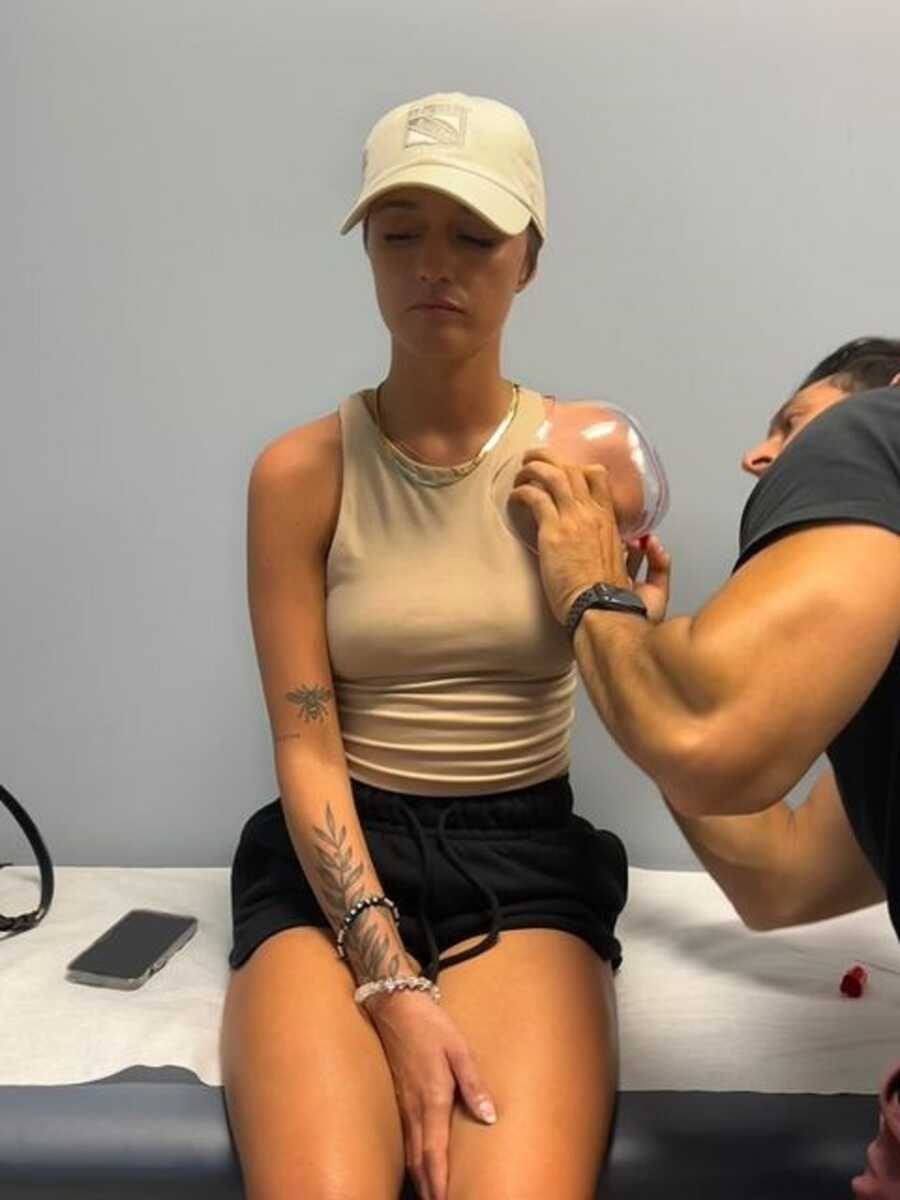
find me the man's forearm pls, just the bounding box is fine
[663,794,795,930]
[665,771,886,929]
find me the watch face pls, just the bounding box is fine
[593,584,647,613]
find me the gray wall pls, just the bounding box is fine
[2,0,898,868]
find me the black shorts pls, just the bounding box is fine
[228,772,627,979]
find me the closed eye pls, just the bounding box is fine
[383,233,497,247]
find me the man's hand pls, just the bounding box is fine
[624,534,672,624]
[510,449,671,624]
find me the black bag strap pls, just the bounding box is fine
[0,785,55,934]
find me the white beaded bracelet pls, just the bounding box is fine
[354,975,442,1007]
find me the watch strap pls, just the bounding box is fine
[564,583,648,639]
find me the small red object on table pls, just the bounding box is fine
[840,964,868,998]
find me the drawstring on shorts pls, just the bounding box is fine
[395,799,502,982]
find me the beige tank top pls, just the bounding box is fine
[325,385,577,795]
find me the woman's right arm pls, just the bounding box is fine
[247,419,408,982]
[246,420,497,1200]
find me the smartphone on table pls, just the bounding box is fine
[65,909,198,990]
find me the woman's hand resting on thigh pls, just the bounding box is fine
[366,988,497,1200]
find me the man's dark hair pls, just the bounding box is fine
[799,337,900,393]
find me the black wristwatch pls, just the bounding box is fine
[564,583,648,639]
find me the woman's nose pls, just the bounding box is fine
[416,234,455,282]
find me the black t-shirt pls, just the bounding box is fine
[735,388,900,935]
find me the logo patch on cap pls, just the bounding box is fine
[404,103,468,148]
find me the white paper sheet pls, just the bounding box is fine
[0,865,897,1091]
[615,868,900,1093]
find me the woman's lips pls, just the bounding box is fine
[412,302,464,313]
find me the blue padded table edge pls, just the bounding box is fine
[0,1072,878,1200]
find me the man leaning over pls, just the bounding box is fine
[511,337,900,1199]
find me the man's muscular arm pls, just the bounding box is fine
[572,523,900,816]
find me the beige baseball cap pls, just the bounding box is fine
[340,92,547,240]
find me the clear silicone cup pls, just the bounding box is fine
[491,397,670,551]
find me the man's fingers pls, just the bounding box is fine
[512,460,579,509]
[447,1043,497,1125]
[509,480,556,514]
[636,536,672,622]
[583,462,613,501]
[517,454,602,501]
[624,538,646,582]
[645,536,672,585]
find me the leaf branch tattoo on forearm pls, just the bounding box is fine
[274,683,334,743]
[312,804,400,981]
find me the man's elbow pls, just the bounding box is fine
[736,903,791,933]
[659,765,775,821]
[658,723,794,819]
[708,879,796,933]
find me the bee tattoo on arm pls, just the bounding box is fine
[274,683,334,744]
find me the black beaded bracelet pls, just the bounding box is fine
[335,894,401,960]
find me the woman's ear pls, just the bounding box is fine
[890,372,900,387]
[517,259,536,292]
[517,226,541,292]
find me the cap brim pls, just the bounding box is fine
[339,163,536,237]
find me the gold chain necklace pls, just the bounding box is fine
[373,382,520,489]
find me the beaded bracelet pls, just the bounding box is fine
[335,893,400,961]
[354,975,442,1007]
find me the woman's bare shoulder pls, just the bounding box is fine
[252,410,342,481]
[248,410,344,554]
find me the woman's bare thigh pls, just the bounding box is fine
[220,926,406,1200]
[439,929,619,1200]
